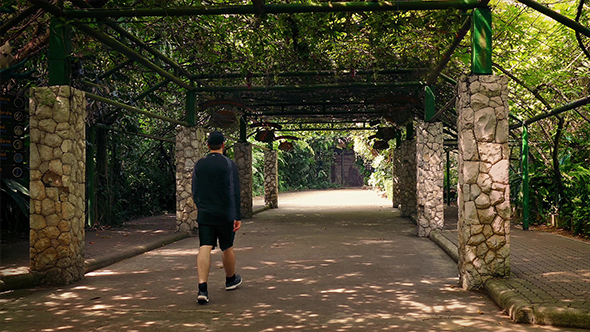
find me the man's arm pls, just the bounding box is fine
[191,162,199,205]
[232,161,241,221]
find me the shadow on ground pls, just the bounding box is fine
[0,189,581,331]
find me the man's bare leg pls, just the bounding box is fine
[197,245,213,284]
[222,247,236,278]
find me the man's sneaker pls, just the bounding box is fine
[196,290,209,304]
[226,274,242,290]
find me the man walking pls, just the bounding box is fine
[191,131,242,304]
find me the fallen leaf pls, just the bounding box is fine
[89,242,95,244]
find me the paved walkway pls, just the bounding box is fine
[1,189,587,331]
[431,206,590,328]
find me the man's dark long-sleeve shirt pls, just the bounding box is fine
[191,152,241,224]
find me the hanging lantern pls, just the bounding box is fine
[373,140,389,150]
[255,130,275,143]
[209,109,237,128]
[279,141,294,152]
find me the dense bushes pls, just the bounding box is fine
[252,134,347,196]
[88,117,177,227]
[277,137,340,191]
[512,126,590,236]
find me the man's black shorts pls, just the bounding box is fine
[198,222,235,251]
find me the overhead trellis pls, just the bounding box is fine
[2,0,587,138]
[18,0,488,136]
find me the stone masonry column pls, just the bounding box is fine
[399,137,417,221]
[264,150,279,208]
[29,86,86,286]
[234,142,253,218]
[392,146,401,209]
[416,120,444,237]
[457,75,511,290]
[175,126,205,232]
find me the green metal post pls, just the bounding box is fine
[87,125,96,227]
[186,89,196,126]
[425,86,435,121]
[446,149,451,206]
[472,7,492,75]
[406,122,414,140]
[48,17,71,86]
[522,125,530,230]
[240,116,247,142]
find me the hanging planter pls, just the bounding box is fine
[278,141,294,151]
[373,140,389,150]
[254,129,275,143]
[209,109,237,128]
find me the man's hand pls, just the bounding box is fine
[233,220,241,232]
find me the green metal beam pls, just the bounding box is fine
[186,88,196,126]
[516,0,590,38]
[86,125,96,227]
[75,24,192,89]
[60,1,480,18]
[95,123,175,143]
[132,80,170,102]
[98,59,134,79]
[472,7,492,75]
[86,92,190,126]
[0,5,41,35]
[88,7,195,80]
[523,95,590,125]
[245,109,382,117]
[424,86,435,121]
[195,81,426,92]
[29,0,191,90]
[276,126,375,132]
[446,150,451,206]
[253,101,366,107]
[193,68,428,80]
[440,73,457,85]
[240,116,247,142]
[273,119,378,125]
[48,17,71,86]
[406,122,414,140]
[430,95,457,122]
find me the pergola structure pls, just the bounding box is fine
[2,0,589,290]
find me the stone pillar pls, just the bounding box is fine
[29,86,86,286]
[416,120,444,237]
[392,147,401,209]
[263,150,279,208]
[234,142,253,218]
[175,126,205,232]
[457,75,511,290]
[399,138,417,221]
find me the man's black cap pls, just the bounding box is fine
[207,131,225,145]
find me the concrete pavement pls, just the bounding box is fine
[1,189,585,331]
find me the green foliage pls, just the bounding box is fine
[252,147,265,197]
[275,134,340,191]
[516,124,590,236]
[90,114,177,226]
[0,177,30,237]
[351,132,393,199]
